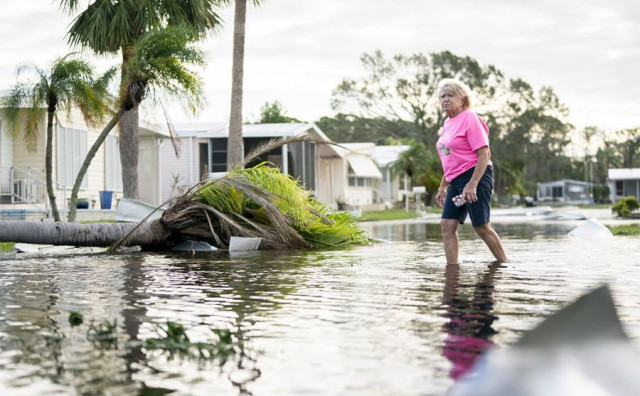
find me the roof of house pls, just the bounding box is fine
[538,179,592,186]
[608,168,640,180]
[332,142,376,157]
[372,145,410,167]
[330,143,383,178]
[173,122,331,141]
[346,155,383,178]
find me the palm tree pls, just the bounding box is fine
[1,55,110,221]
[67,26,208,222]
[225,0,262,170]
[58,0,224,199]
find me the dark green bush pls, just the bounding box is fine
[611,196,640,217]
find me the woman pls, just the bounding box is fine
[435,78,507,265]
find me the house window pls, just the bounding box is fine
[616,181,623,196]
[552,186,563,198]
[209,138,228,172]
[105,135,122,191]
[56,126,87,189]
[348,176,371,187]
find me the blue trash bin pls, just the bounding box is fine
[99,190,113,209]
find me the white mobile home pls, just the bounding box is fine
[158,122,342,206]
[536,179,592,204]
[330,143,384,210]
[608,168,640,203]
[372,145,410,206]
[0,109,169,218]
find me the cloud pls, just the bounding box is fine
[1,0,638,131]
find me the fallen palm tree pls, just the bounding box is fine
[0,136,369,251]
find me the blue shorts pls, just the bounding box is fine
[442,166,494,226]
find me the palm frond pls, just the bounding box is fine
[240,134,344,169]
[152,162,368,251]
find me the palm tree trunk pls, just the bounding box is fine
[0,219,169,248]
[46,111,61,221]
[68,112,121,222]
[119,46,140,200]
[119,107,140,200]
[227,0,247,170]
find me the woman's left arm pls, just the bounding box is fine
[461,147,491,203]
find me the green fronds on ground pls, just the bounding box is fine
[299,211,368,248]
[162,162,369,250]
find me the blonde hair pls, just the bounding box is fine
[437,78,475,110]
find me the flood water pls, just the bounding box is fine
[1,220,640,395]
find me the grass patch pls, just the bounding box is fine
[0,242,15,252]
[608,224,640,236]
[577,204,612,209]
[359,209,421,222]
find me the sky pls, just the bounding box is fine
[1,0,639,140]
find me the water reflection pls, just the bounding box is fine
[1,221,640,395]
[442,262,501,380]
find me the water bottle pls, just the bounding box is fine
[452,194,466,207]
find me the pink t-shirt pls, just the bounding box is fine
[436,109,492,182]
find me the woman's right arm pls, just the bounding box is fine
[436,177,449,208]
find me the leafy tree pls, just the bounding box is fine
[390,139,441,204]
[592,184,610,204]
[258,101,301,123]
[489,80,574,199]
[315,114,423,144]
[331,50,505,148]
[581,126,599,180]
[616,127,640,168]
[1,54,111,221]
[59,0,223,199]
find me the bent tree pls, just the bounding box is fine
[67,26,207,222]
[59,0,224,199]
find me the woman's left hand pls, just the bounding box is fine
[462,183,478,203]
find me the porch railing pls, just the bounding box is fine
[0,166,47,204]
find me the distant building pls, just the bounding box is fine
[536,179,592,204]
[608,168,640,203]
[325,143,383,210]
[372,145,410,206]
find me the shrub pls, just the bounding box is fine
[611,196,640,217]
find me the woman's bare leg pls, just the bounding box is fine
[472,222,508,263]
[441,219,460,264]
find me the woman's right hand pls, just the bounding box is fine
[436,188,447,208]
